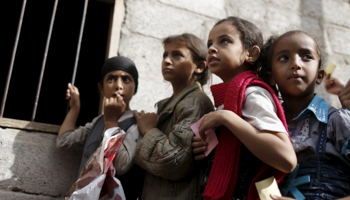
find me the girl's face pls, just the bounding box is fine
[207,22,249,83]
[162,40,197,87]
[99,70,135,109]
[271,33,324,99]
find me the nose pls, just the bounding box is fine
[291,56,302,70]
[208,45,217,54]
[163,56,171,66]
[115,77,123,91]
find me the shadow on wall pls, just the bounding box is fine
[0,127,82,199]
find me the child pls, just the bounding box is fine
[259,30,350,199]
[192,16,297,200]
[56,56,144,200]
[133,33,214,200]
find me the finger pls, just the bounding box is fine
[194,154,206,161]
[140,110,145,115]
[193,146,207,155]
[325,74,330,80]
[192,141,206,148]
[192,136,203,142]
[116,94,124,102]
[133,112,141,121]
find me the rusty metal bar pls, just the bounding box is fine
[71,0,89,86]
[31,0,59,121]
[0,0,27,118]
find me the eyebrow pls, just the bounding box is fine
[274,47,316,56]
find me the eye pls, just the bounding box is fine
[122,76,132,82]
[221,38,229,44]
[162,52,168,59]
[107,77,115,82]
[278,55,288,61]
[207,42,212,48]
[302,54,313,60]
[172,51,183,57]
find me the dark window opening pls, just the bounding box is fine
[1,0,114,127]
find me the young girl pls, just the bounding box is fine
[259,30,350,199]
[133,33,214,199]
[192,16,297,200]
[57,56,144,200]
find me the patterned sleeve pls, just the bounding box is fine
[134,93,213,181]
[328,109,350,162]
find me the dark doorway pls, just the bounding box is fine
[1,0,114,127]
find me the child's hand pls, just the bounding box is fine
[192,136,207,161]
[134,110,158,136]
[198,111,227,140]
[104,94,126,129]
[339,80,350,109]
[324,74,345,95]
[66,83,80,110]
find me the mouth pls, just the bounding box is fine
[207,56,220,65]
[288,74,303,80]
[162,67,173,73]
[112,93,123,98]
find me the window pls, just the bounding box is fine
[1,0,114,132]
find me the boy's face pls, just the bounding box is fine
[162,40,197,87]
[206,22,248,83]
[271,33,324,99]
[100,70,135,109]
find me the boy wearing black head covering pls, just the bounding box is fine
[57,56,144,200]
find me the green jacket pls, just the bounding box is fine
[135,82,214,200]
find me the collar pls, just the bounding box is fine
[294,94,329,123]
[156,81,202,114]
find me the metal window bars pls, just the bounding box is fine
[0,0,89,121]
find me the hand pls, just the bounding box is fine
[339,79,350,109]
[198,110,230,140]
[133,110,158,136]
[324,74,345,95]
[192,136,207,161]
[103,95,126,129]
[66,83,80,110]
[270,194,295,200]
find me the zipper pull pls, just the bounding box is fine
[174,149,180,165]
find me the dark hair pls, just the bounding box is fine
[259,30,323,95]
[162,33,210,86]
[214,16,264,71]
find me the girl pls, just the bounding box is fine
[57,56,144,200]
[133,33,214,200]
[259,30,350,199]
[193,16,297,200]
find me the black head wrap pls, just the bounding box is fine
[100,56,139,93]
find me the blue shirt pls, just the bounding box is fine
[287,94,350,165]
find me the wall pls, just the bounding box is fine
[0,0,349,199]
[118,0,350,112]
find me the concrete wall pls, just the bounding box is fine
[1,0,349,199]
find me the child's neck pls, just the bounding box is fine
[282,94,315,122]
[171,80,195,97]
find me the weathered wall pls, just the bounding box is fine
[0,128,81,199]
[118,0,350,112]
[1,0,349,199]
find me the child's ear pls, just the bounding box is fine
[194,60,206,74]
[246,45,260,63]
[316,69,325,85]
[98,83,105,96]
